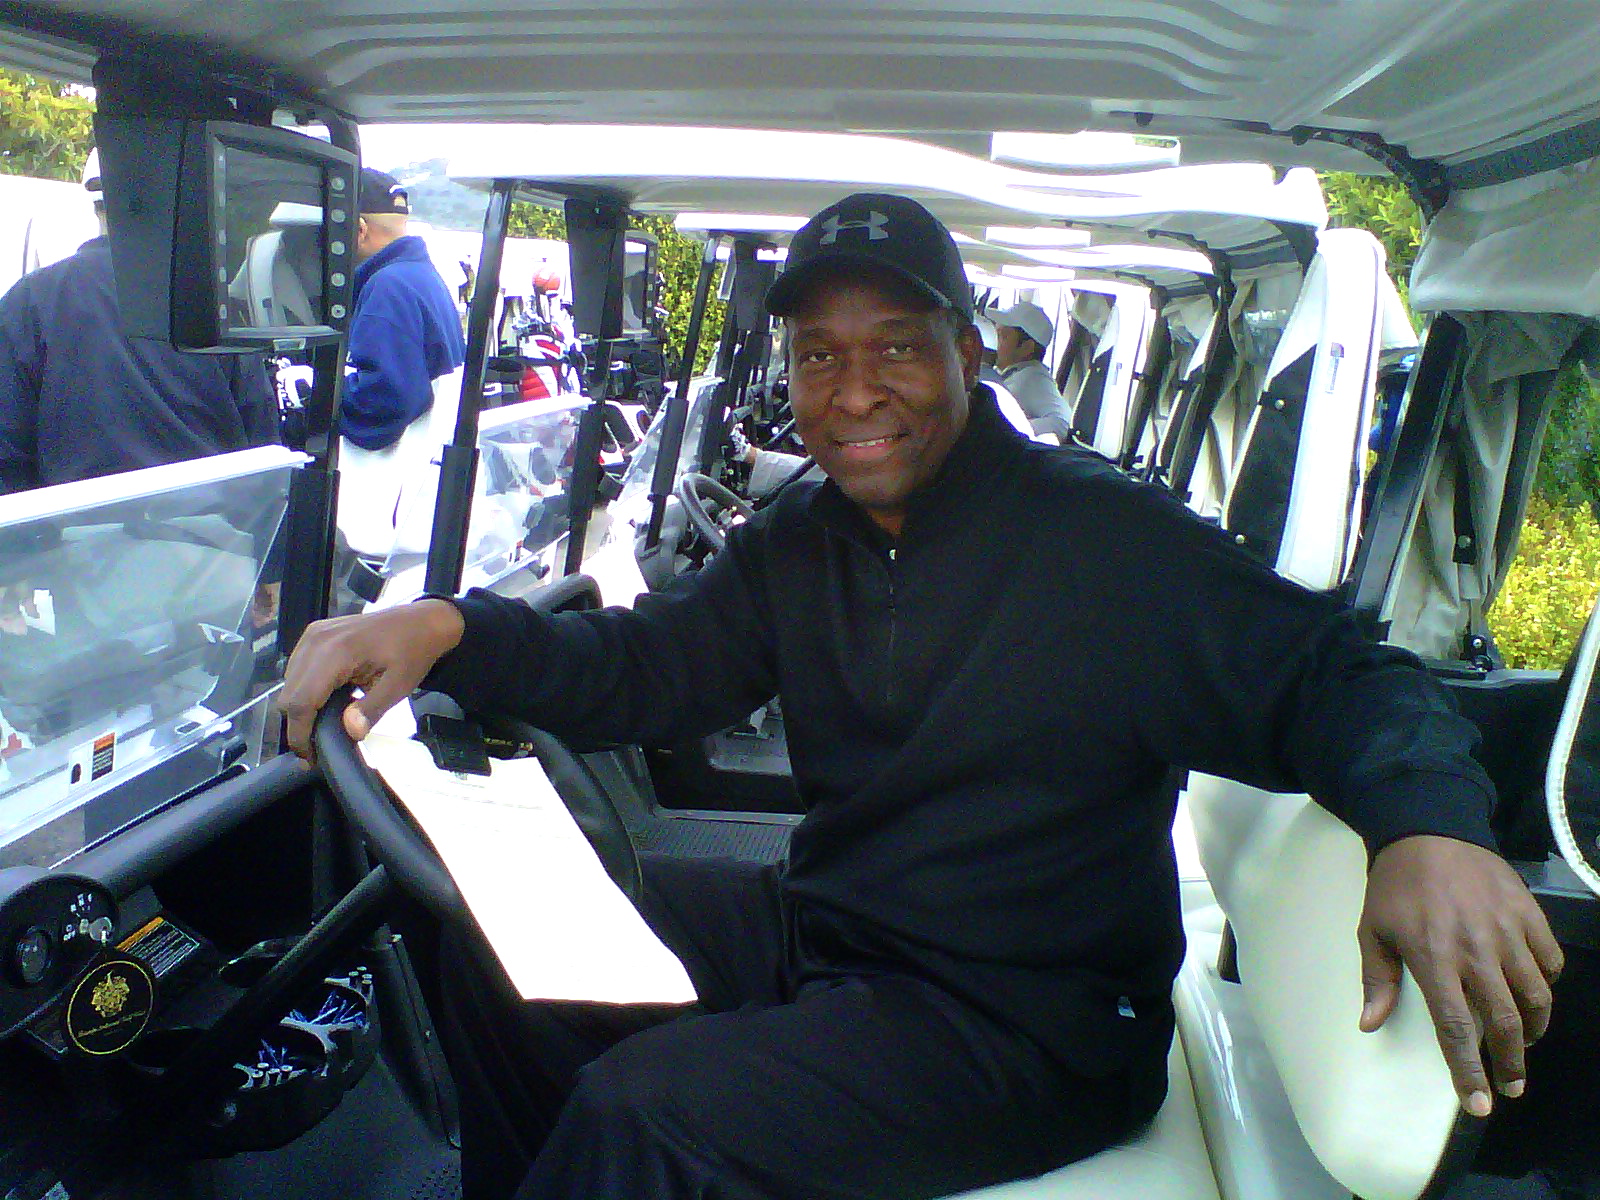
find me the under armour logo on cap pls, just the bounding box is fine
[819,211,889,244]
[766,192,973,320]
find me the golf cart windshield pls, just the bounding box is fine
[616,377,722,512]
[0,446,301,868]
[370,396,590,607]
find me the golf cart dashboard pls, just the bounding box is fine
[0,869,118,1039]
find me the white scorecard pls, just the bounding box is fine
[359,734,696,1005]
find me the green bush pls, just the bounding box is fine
[1319,171,1422,311]
[1491,495,1600,669]
[1534,363,1600,517]
[0,69,94,181]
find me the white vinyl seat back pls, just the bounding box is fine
[1547,597,1600,897]
[1181,380,1243,522]
[1071,294,1154,459]
[1056,291,1115,410]
[1222,229,1404,591]
[1180,272,1295,522]
[1067,321,1117,446]
[1150,307,1221,486]
[1129,300,1207,473]
[0,174,97,293]
[228,228,321,327]
[1183,773,1465,1200]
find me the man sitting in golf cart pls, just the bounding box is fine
[282,193,1560,1200]
[991,300,1072,441]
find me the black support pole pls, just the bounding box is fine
[1164,267,1236,500]
[561,396,610,578]
[424,177,514,597]
[644,234,721,549]
[1347,314,1466,628]
[278,335,350,652]
[564,196,629,345]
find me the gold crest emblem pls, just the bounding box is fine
[91,973,131,1018]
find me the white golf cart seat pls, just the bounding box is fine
[0,173,97,294]
[1122,296,1208,474]
[1221,229,1418,590]
[227,203,325,328]
[1055,291,1114,408]
[1148,304,1224,493]
[946,1034,1218,1200]
[1067,286,1155,460]
[931,781,1469,1200]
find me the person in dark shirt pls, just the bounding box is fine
[0,158,279,494]
[280,194,1562,1200]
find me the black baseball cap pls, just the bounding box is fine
[765,193,973,321]
[359,167,411,215]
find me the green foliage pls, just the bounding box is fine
[1533,362,1600,518]
[0,69,94,181]
[507,202,565,242]
[639,214,728,377]
[1318,171,1422,308]
[1491,495,1600,669]
[1490,365,1600,670]
[508,203,727,374]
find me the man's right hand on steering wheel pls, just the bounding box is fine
[279,599,466,762]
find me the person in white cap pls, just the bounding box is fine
[975,312,1049,441]
[992,300,1072,441]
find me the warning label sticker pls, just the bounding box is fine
[89,732,115,782]
[117,916,202,979]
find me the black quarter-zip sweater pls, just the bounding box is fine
[429,388,1496,1077]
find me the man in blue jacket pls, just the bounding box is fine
[339,168,466,451]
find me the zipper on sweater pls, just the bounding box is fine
[885,546,898,710]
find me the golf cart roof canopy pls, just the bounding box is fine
[12,0,1600,193]
[445,127,1324,273]
[670,211,1216,295]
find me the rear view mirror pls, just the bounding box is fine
[96,114,358,352]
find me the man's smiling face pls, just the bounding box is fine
[786,267,981,537]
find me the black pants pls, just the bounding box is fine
[440,854,1165,1200]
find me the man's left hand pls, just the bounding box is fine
[1358,835,1563,1119]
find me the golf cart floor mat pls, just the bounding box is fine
[199,1053,458,1200]
[629,815,793,864]
[580,745,796,865]
[404,1162,466,1200]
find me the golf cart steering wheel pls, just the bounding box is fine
[315,688,468,921]
[676,472,756,553]
[314,688,642,922]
